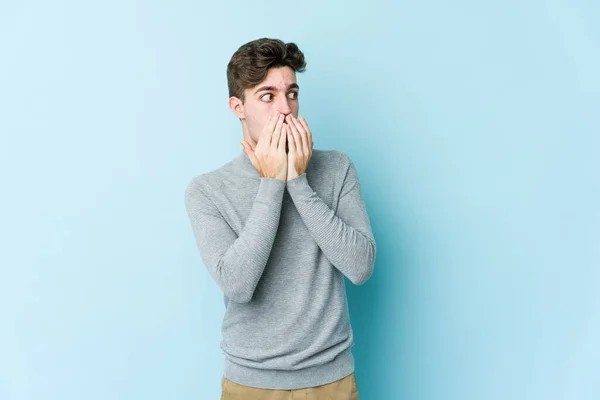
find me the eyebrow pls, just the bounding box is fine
[254,83,299,95]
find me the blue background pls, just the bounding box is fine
[1,1,599,399]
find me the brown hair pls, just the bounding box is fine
[227,38,307,103]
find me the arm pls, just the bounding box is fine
[285,151,376,284]
[184,177,286,303]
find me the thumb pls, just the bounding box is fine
[241,140,250,153]
[241,141,257,161]
[241,141,262,175]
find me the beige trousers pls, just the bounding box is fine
[221,372,359,400]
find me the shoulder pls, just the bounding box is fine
[306,149,357,190]
[184,163,230,203]
[311,148,355,178]
[310,148,352,168]
[184,174,210,208]
[185,153,240,193]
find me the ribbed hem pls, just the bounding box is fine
[223,347,355,390]
[255,177,286,203]
[285,173,313,199]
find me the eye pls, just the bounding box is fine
[289,92,298,100]
[261,93,273,102]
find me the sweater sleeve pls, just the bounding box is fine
[184,177,286,303]
[285,151,376,285]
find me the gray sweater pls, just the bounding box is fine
[184,148,376,390]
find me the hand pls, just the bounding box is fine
[240,113,288,181]
[285,114,313,181]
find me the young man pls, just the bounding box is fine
[184,38,376,399]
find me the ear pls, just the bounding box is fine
[228,96,245,119]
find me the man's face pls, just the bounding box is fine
[237,66,299,143]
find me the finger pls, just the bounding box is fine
[278,122,287,152]
[288,115,308,154]
[259,113,280,148]
[298,116,311,136]
[297,116,313,152]
[287,124,297,153]
[271,115,285,149]
[286,115,304,153]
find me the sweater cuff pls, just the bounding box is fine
[256,177,286,203]
[285,173,314,200]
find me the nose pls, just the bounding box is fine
[276,94,292,116]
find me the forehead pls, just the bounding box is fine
[259,66,297,86]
